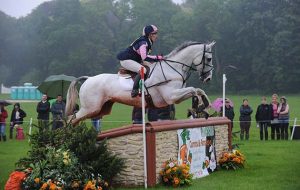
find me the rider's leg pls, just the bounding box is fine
[120,60,147,97]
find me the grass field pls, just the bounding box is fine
[0,94,300,190]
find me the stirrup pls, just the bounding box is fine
[131,89,139,98]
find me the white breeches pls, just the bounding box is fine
[120,60,150,73]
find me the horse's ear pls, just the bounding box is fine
[209,41,216,47]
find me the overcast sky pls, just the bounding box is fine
[0,0,52,18]
[0,0,184,18]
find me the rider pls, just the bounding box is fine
[117,25,163,97]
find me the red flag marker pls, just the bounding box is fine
[140,67,145,80]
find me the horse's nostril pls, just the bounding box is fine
[205,78,211,82]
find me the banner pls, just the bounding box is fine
[177,126,216,178]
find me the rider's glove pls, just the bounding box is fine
[156,55,164,61]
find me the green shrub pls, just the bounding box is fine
[16,122,125,189]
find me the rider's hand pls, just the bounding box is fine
[156,55,163,60]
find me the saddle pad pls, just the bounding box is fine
[118,75,133,91]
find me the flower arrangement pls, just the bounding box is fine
[218,149,246,170]
[159,159,193,187]
[8,123,124,190]
[19,147,109,190]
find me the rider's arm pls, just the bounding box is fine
[138,44,162,62]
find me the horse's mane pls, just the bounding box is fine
[165,41,202,58]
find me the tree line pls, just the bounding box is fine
[0,0,299,94]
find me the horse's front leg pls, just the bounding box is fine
[167,87,209,105]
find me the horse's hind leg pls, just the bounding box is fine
[71,108,99,126]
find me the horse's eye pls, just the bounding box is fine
[207,58,212,62]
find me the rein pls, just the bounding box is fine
[146,43,213,88]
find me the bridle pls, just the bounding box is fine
[146,43,213,89]
[159,44,213,85]
[193,44,214,80]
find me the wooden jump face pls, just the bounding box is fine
[98,117,232,187]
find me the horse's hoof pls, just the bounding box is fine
[201,95,210,108]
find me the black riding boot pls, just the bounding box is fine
[131,74,141,98]
[3,135,6,141]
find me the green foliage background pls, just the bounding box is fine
[0,0,299,93]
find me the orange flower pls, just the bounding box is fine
[182,169,189,174]
[97,187,102,190]
[163,177,169,182]
[49,182,57,190]
[41,183,48,190]
[34,178,40,184]
[84,181,96,190]
[173,177,180,185]
[166,169,171,174]
[172,167,177,171]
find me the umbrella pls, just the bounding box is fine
[211,98,234,112]
[0,99,12,106]
[37,74,77,99]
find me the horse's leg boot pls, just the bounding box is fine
[131,74,141,98]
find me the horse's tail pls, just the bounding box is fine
[65,76,89,116]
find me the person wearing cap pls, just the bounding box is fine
[277,96,289,140]
[117,25,163,97]
[51,94,66,130]
[10,103,27,139]
[0,103,8,141]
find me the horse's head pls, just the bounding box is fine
[193,41,215,82]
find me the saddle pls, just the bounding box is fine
[118,67,156,108]
[118,68,137,80]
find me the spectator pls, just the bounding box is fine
[51,95,66,130]
[277,96,289,140]
[0,103,8,142]
[157,105,175,121]
[147,108,158,122]
[36,94,50,131]
[223,98,235,130]
[132,107,142,124]
[255,96,272,140]
[239,99,253,140]
[270,94,280,140]
[91,116,102,132]
[10,103,26,139]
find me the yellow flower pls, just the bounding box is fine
[34,178,40,183]
[63,158,71,165]
[72,181,80,188]
[104,182,108,187]
[63,151,68,157]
